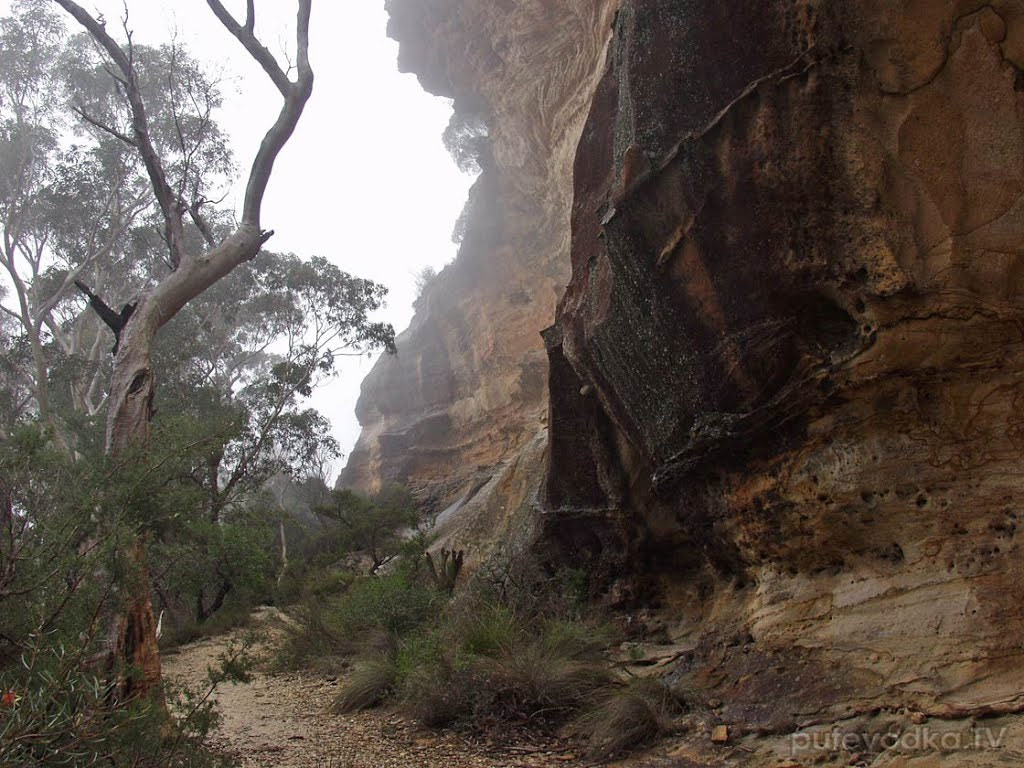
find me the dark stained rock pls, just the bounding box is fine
[548,0,1024,727]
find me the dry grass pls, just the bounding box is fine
[479,640,611,718]
[331,655,397,713]
[575,678,684,759]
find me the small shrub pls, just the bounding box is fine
[0,643,240,768]
[575,678,684,759]
[397,602,614,728]
[327,573,439,641]
[278,574,439,670]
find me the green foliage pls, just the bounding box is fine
[0,635,254,767]
[0,647,169,768]
[0,427,113,668]
[0,426,236,766]
[279,574,440,670]
[0,1,401,764]
[315,484,419,574]
[329,573,439,640]
[325,574,618,735]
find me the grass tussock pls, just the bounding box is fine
[293,553,683,760]
[575,677,684,759]
[330,654,397,713]
[333,597,615,730]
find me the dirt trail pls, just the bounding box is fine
[162,608,591,768]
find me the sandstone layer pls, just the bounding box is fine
[546,0,1024,735]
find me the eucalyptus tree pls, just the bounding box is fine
[0,2,150,446]
[149,252,393,627]
[51,0,317,699]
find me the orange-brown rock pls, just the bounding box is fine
[347,0,1024,753]
[548,0,1024,734]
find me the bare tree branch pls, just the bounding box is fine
[205,0,291,96]
[71,105,136,146]
[188,200,217,247]
[207,0,313,228]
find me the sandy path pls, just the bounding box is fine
[162,608,589,768]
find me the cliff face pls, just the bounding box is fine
[547,0,1024,734]
[340,0,617,512]
[349,0,1024,752]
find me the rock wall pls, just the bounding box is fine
[547,0,1024,734]
[340,0,618,515]
[347,0,1024,750]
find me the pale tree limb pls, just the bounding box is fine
[51,0,316,701]
[205,0,313,227]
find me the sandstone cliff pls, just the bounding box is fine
[546,0,1024,743]
[340,0,617,515]
[348,0,1024,760]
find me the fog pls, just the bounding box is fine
[11,0,474,477]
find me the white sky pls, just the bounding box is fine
[10,1,473,477]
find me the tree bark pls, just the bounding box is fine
[277,518,288,587]
[113,539,162,700]
[196,579,232,623]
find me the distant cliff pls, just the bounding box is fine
[340,0,617,514]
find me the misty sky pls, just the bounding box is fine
[8,0,473,478]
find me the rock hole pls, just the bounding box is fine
[797,293,859,356]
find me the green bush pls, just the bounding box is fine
[330,573,439,640]
[278,573,440,670]
[0,644,238,768]
[332,588,616,732]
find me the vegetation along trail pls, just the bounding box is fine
[163,609,594,768]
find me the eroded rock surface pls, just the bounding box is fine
[548,0,1024,734]
[345,0,1024,756]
